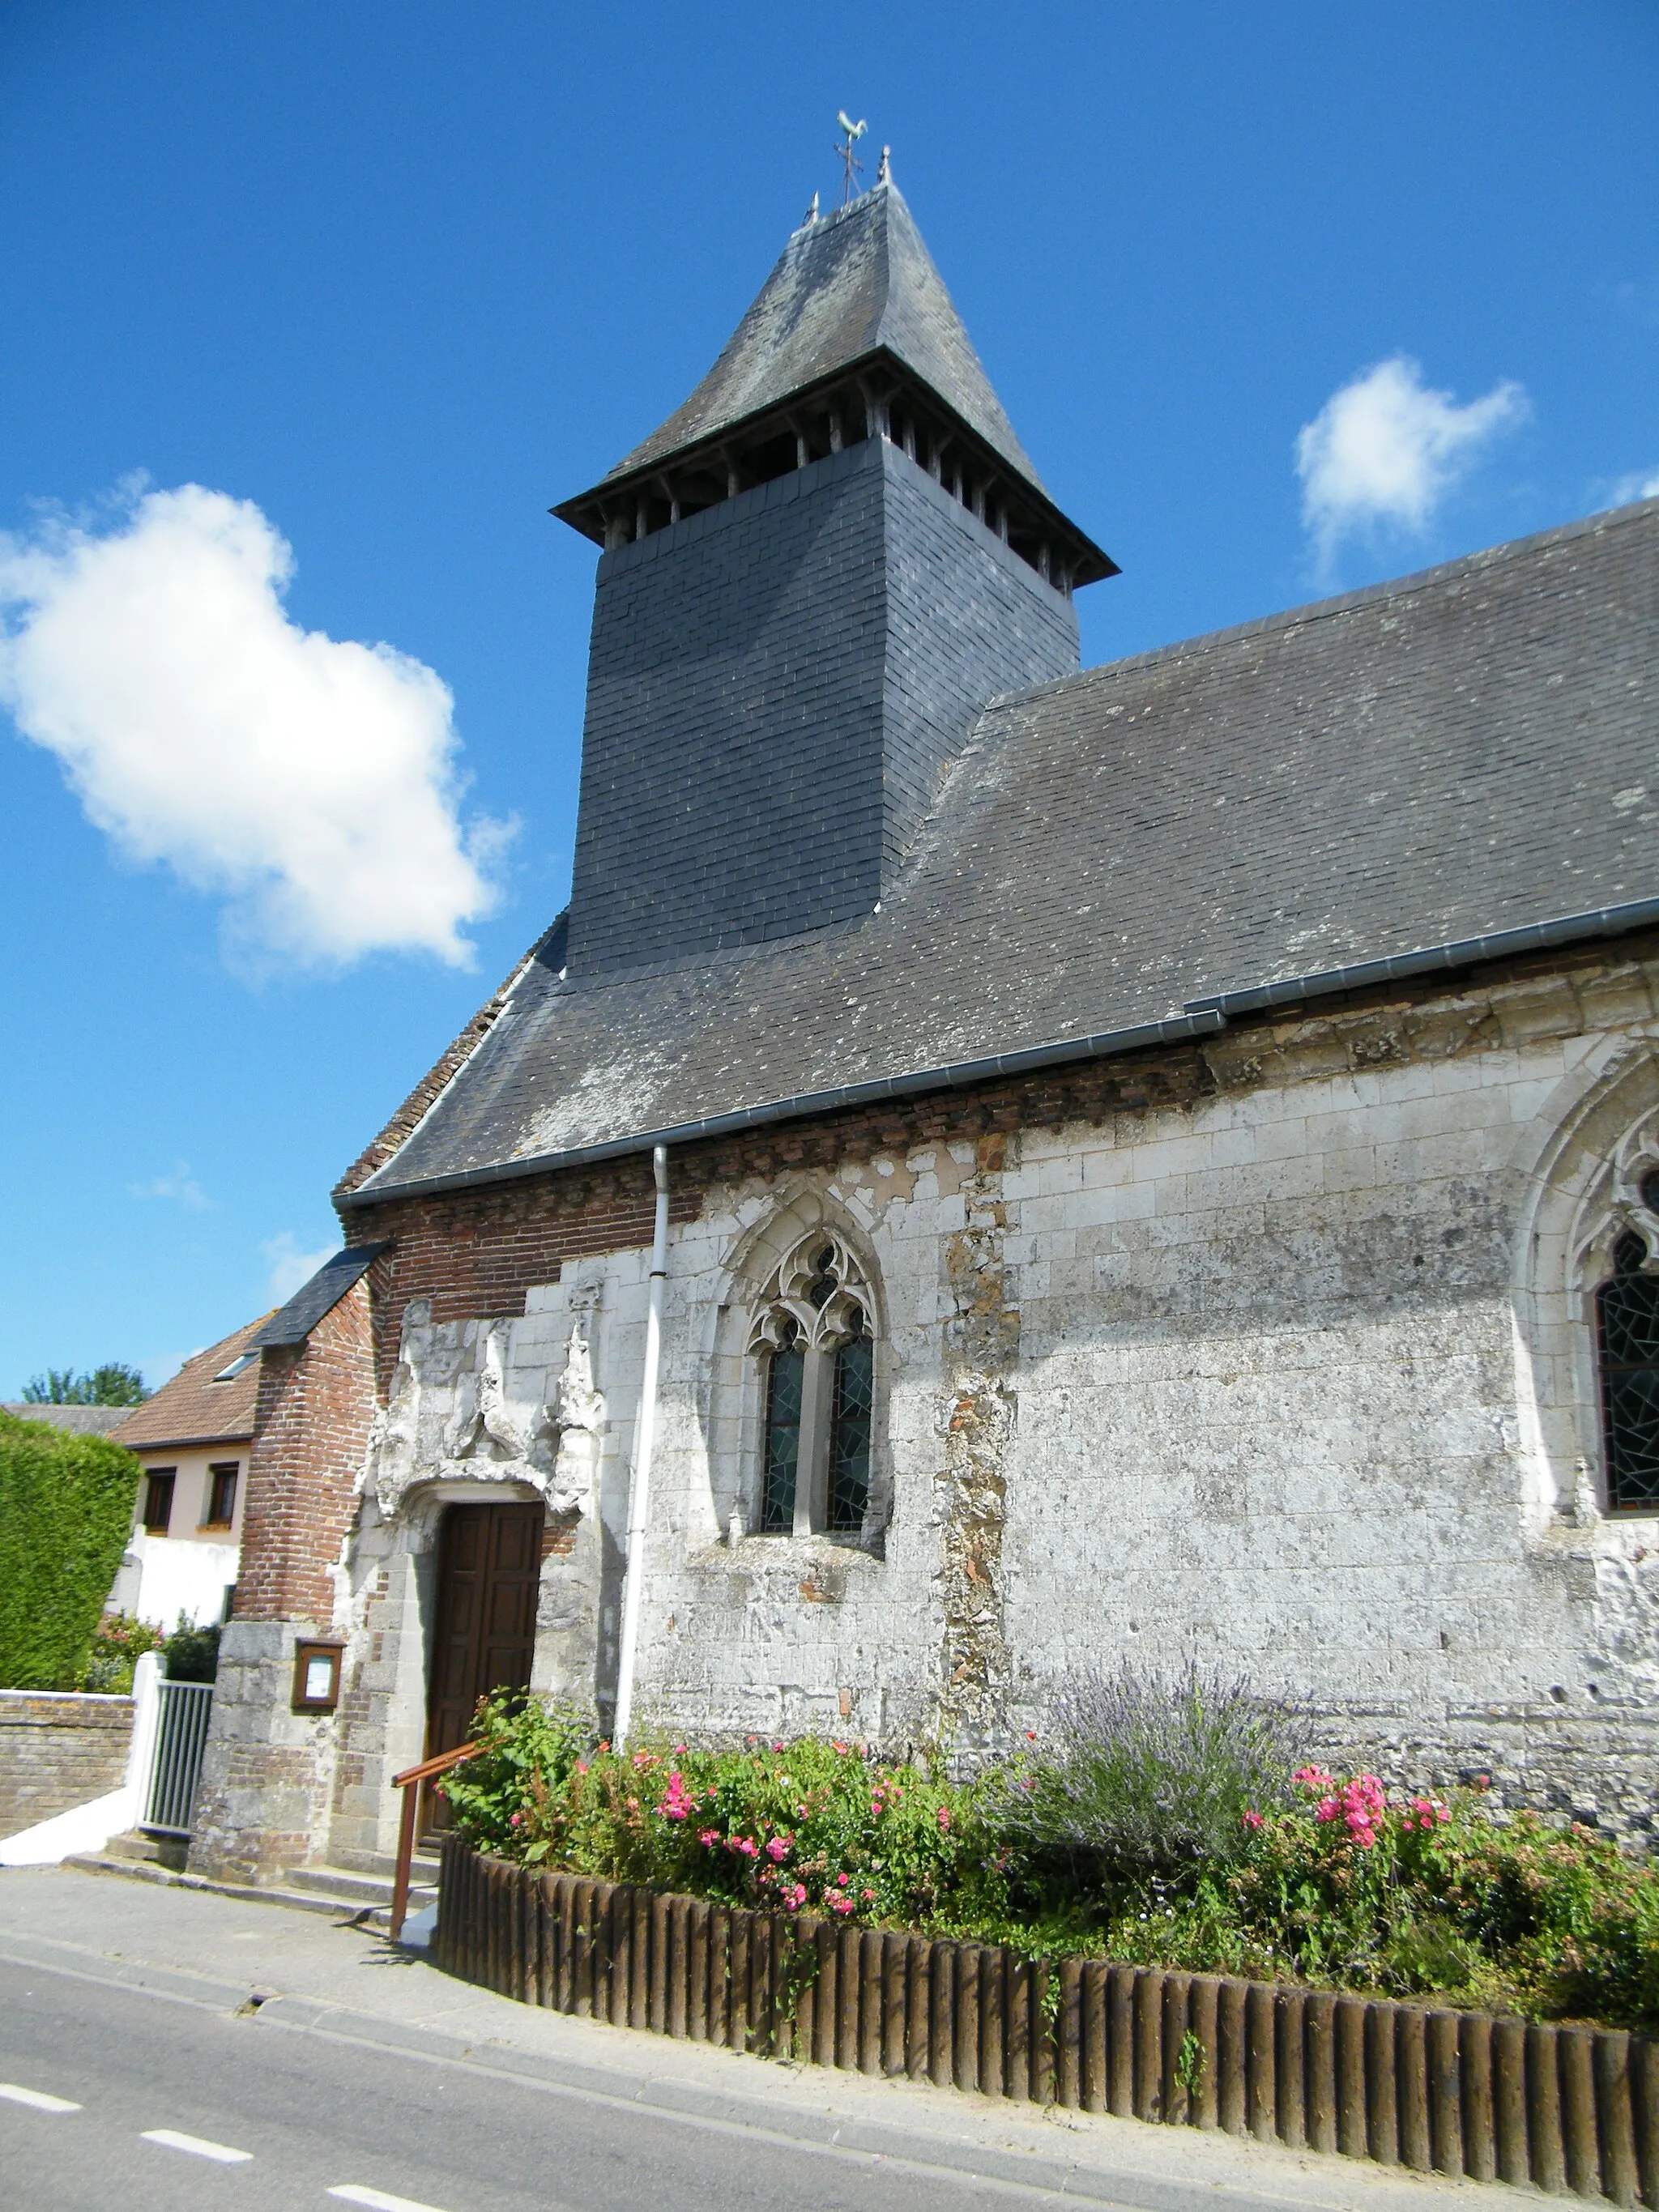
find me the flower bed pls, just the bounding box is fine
[438,1697,1659,2033]
[433,1843,1659,2205]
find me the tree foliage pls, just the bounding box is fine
[0,1412,142,1689]
[21,1362,150,1406]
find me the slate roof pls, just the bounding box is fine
[346,497,1659,1204]
[586,182,1047,497]
[110,1318,271,1452]
[249,1247,386,1349]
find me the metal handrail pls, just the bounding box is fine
[388,1740,478,1939]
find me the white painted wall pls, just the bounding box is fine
[113,1444,244,1628]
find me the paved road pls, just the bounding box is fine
[0,1954,1095,2212]
[0,1874,1532,2212]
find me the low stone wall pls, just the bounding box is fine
[436,1844,1659,2206]
[0,1690,132,1835]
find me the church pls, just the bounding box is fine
[189,167,1659,1886]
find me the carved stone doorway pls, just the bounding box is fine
[424,1498,542,1830]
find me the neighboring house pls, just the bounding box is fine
[0,1405,132,1438]
[106,1319,270,1630]
[190,174,1659,1890]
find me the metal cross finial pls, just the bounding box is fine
[834,111,868,206]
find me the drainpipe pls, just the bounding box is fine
[613,1144,669,1747]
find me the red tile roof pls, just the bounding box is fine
[112,1315,274,1452]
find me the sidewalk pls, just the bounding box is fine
[0,1865,1533,2212]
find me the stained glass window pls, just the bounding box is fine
[1598,1233,1659,1511]
[761,1331,804,1532]
[827,1319,873,1532]
[747,1229,875,1537]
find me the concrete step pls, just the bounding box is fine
[65,1852,438,1937]
[313,1848,441,1886]
[101,1829,189,1873]
[285,1865,438,1909]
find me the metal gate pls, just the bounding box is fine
[143,1678,214,1836]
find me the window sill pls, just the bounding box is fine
[731,1528,878,1555]
[196,1522,234,1534]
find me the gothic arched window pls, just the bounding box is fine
[748,1233,874,1536]
[1597,1225,1659,1511]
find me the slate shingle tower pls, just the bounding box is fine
[552,176,1115,975]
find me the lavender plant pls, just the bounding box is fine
[995,1661,1303,1881]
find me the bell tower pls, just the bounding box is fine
[554,173,1115,976]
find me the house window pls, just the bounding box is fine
[1597,1230,1659,1511]
[748,1231,874,1537]
[204,1463,238,1528]
[143,1470,175,1535]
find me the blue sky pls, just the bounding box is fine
[2,1,1656,1393]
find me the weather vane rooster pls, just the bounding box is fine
[834,111,867,205]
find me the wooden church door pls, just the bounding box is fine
[424,1500,542,1827]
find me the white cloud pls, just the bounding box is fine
[1296,356,1528,569]
[130,1160,212,1211]
[1609,467,1659,506]
[262,1231,336,1303]
[0,483,508,970]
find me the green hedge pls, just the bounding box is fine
[0,1412,141,1690]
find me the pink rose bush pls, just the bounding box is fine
[441,1697,981,1931]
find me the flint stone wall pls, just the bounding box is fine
[195,948,1659,1880]
[321,953,1659,1848]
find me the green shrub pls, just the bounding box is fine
[77,1611,164,1693]
[161,1617,220,1683]
[0,1413,140,1690]
[441,1694,1001,1931]
[1092,1766,1659,2030]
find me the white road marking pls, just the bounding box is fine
[0,2082,80,2112]
[328,2188,453,2212]
[141,2126,254,2163]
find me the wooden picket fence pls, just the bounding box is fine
[433,1840,1659,2204]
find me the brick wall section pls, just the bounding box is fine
[0,1691,130,1834]
[236,1279,377,1625]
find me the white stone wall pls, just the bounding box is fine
[333,957,1659,1843]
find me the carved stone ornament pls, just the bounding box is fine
[745,1230,870,1356]
[549,1325,607,1517]
[369,1319,604,1521]
[1567,1107,1659,1294]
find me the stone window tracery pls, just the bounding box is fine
[1596,1170,1659,1512]
[748,1231,874,1536]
